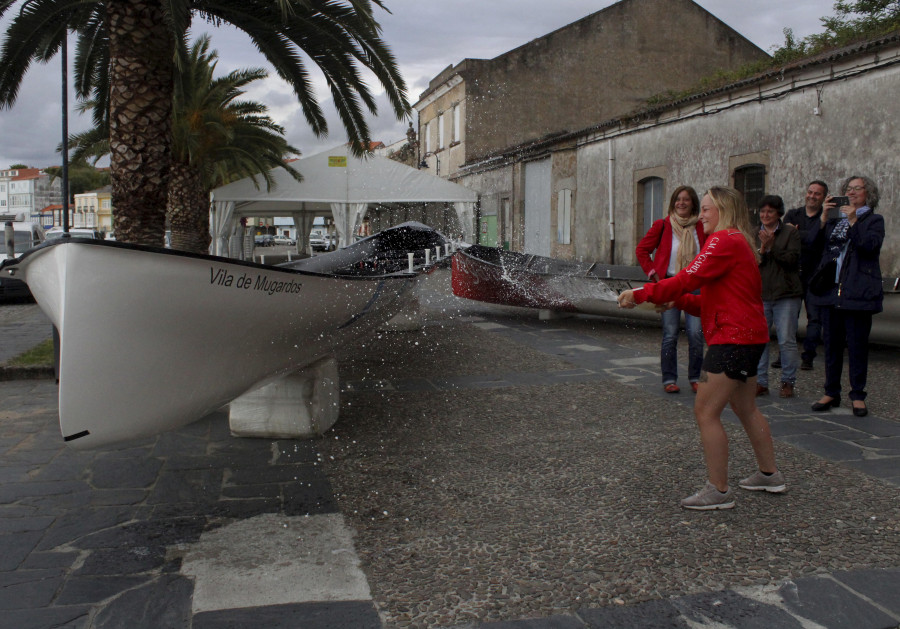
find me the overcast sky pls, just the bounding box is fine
[0,0,838,170]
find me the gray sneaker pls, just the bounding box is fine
[680,481,735,510]
[739,470,786,493]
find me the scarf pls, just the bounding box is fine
[671,214,700,271]
[827,206,871,278]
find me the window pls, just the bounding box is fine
[733,164,766,222]
[557,189,572,244]
[425,121,432,153]
[438,113,445,149]
[0,200,5,207]
[453,105,460,143]
[641,177,665,233]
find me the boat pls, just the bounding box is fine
[0,222,449,449]
[451,244,642,314]
[452,244,900,346]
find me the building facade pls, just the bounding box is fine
[0,168,63,222]
[73,186,113,233]
[414,0,767,184]
[451,31,900,276]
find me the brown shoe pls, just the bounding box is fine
[780,382,794,398]
[756,385,769,396]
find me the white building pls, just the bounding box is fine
[0,168,63,223]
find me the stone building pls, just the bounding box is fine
[453,30,900,276]
[413,0,768,248]
[414,0,767,172]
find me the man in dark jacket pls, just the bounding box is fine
[784,180,828,370]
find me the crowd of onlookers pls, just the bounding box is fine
[635,177,884,416]
[623,179,884,509]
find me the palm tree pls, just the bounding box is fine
[69,34,302,253]
[168,36,301,253]
[0,0,409,246]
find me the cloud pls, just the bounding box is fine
[0,0,837,169]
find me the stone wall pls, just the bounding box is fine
[463,0,766,161]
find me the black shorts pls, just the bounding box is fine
[702,344,766,382]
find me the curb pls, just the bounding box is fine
[0,364,55,381]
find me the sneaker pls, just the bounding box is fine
[780,382,794,398]
[690,382,699,393]
[664,383,680,394]
[739,470,786,493]
[756,385,769,396]
[680,481,735,510]
[800,359,813,371]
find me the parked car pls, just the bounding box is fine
[273,235,296,246]
[1,221,46,300]
[45,227,104,240]
[309,231,334,252]
[254,234,275,247]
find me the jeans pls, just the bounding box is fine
[801,290,822,363]
[757,297,802,388]
[821,306,873,401]
[660,307,704,385]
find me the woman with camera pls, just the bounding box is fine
[808,176,885,417]
[635,186,707,394]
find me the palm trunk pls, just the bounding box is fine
[167,162,212,253]
[107,0,173,246]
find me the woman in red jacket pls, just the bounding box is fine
[635,186,707,394]
[619,186,785,510]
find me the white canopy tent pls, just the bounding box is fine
[209,145,478,256]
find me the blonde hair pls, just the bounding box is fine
[705,186,759,263]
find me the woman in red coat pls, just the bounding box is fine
[635,186,707,394]
[619,186,785,510]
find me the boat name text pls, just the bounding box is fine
[210,267,302,295]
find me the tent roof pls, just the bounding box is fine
[211,144,477,215]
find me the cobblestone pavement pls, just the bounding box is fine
[1,271,899,628]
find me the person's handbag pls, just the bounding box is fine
[809,258,838,296]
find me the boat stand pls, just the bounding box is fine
[228,356,340,439]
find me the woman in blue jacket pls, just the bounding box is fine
[808,176,884,417]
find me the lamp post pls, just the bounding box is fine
[60,29,70,233]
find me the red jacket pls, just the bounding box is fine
[636,216,707,280]
[634,229,769,346]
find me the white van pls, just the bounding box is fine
[1,220,46,300]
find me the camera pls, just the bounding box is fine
[831,196,850,207]
[827,196,849,221]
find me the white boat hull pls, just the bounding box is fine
[8,237,430,449]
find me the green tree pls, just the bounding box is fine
[70,36,301,252]
[1,0,409,246]
[45,159,110,197]
[167,36,301,252]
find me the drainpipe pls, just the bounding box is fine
[607,140,615,264]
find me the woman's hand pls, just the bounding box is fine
[844,205,858,225]
[618,289,637,309]
[758,228,774,252]
[822,197,837,224]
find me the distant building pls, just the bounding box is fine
[73,185,113,233]
[0,167,63,223]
